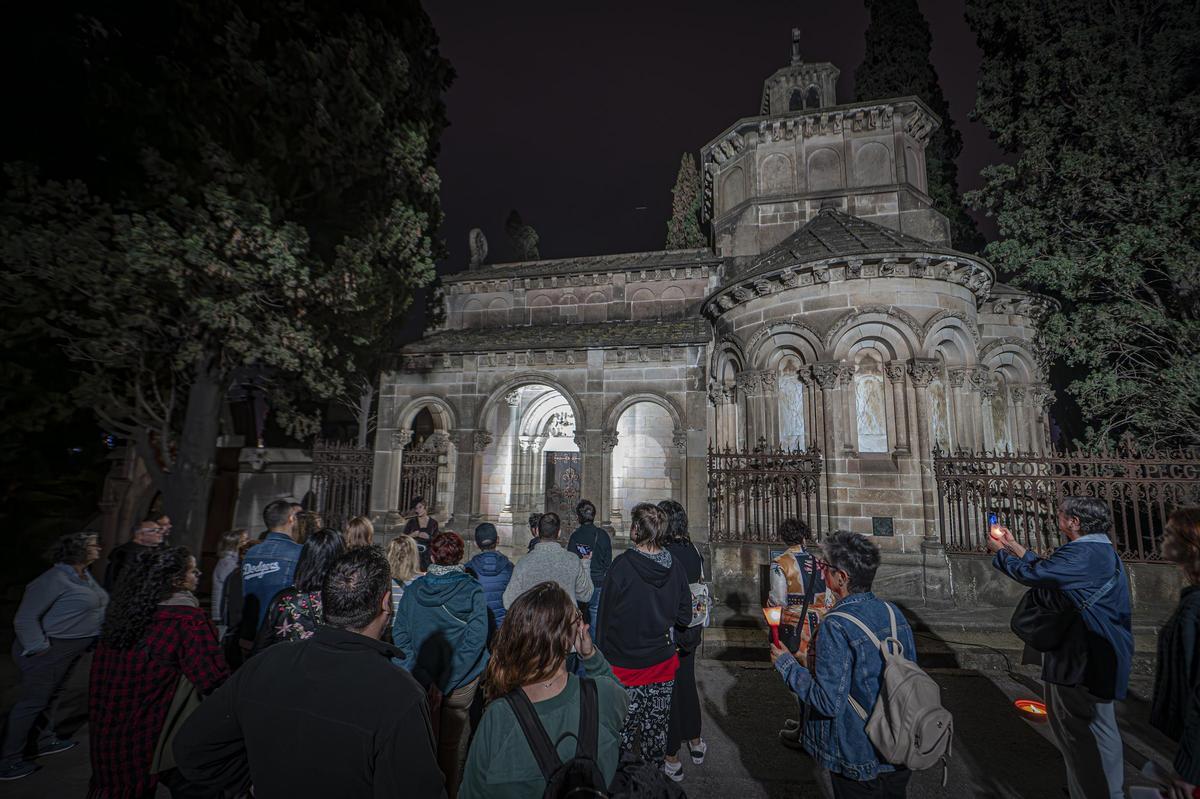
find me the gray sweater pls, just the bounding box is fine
[14,564,108,655]
[503,540,594,608]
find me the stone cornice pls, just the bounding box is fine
[980,291,1059,319]
[702,253,994,320]
[444,253,720,287]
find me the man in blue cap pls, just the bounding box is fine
[466,523,514,636]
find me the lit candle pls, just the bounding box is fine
[763,606,783,647]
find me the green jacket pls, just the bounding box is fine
[460,650,629,799]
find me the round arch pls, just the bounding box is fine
[395,395,458,432]
[826,307,923,357]
[922,313,980,365]
[829,320,918,362]
[475,373,587,433]
[603,392,684,434]
[709,334,748,381]
[746,321,824,370]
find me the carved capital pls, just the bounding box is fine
[673,429,688,453]
[810,361,842,389]
[980,385,999,401]
[907,358,940,388]
[947,367,970,389]
[504,390,521,407]
[518,435,533,453]
[473,431,493,452]
[707,381,733,406]
[1031,384,1055,408]
[424,430,451,453]
[574,432,589,450]
[600,430,620,453]
[1011,386,1029,404]
[758,370,778,394]
[835,363,856,387]
[735,371,761,397]
[884,362,906,383]
[390,429,413,450]
[968,367,991,391]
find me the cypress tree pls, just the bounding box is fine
[854,0,983,253]
[665,153,707,249]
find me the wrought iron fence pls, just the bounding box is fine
[933,442,1200,561]
[708,440,823,543]
[399,451,440,516]
[310,440,373,531]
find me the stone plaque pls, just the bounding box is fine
[872,516,894,537]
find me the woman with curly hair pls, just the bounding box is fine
[1,533,107,782]
[393,531,487,798]
[1151,507,1200,795]
[252,528,345,654]
[88,546,227,799]
[460,581,629,799]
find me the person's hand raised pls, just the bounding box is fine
[769,641,788,665]
[575,616,595,659]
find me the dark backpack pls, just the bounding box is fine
[505,678,609,799]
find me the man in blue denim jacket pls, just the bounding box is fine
[771,531,917,799]
[241,499,302,629]
[989,496,1133,799]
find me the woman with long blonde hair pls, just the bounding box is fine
[460,581,628,799]
[386,534,423,610]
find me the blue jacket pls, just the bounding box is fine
[241,533,302,628]
[994,533,1133,700]
[467,551,514,630]
[393,567,489,694]
[774,592,918,781]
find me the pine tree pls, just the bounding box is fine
[505,209,540,260]
[854,0,983,253]
[966,0,1200,448]
[665,153,707,249]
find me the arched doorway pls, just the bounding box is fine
[479,383,581,542]
[609,401,680,533]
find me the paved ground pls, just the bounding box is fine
[1,652,1182,798]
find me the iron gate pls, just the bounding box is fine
[310,440,373,531]
[707,440,824,543]
[933,440,1200,561]
[399,451,440,515]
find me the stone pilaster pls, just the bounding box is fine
[908,357,952,607]
[884,362,909,453]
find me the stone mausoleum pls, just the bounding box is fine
[370,33,1053,608]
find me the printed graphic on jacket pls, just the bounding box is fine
[769,548,834,669]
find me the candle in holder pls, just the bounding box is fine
[763,606,783,647]
[1014,699,1048,721]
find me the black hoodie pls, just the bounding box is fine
[597,548,691,670]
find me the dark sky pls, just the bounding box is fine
[425,0,1005,275]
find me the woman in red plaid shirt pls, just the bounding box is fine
[88,546,228,798]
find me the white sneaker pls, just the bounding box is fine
[689,738,708,765]
[663,760,684,782]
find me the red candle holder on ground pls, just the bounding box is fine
[763,606,783,647]
[1014,699,1048,721]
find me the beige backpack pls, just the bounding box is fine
[826,603,953,783]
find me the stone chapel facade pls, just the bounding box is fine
[370,34,1054,606]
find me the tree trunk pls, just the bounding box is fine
[162,364,224,556]
[355,380,375,450]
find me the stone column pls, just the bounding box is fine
[448,429,478,529]
[1011,386,1029,454]
[980,384,998,451]
[908,358,953,607]
[836,362,857,453]
[707,381,732,450]
[758,371,779,447]
[810,362,841,531]
[947,367,973,452]
[601,429,621,533]
[673,428,689,507]
[499,391,521,524]
[884,362,909,453]
[735,372,762,447]
[378,429,412,517]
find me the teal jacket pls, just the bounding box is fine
[393,566,489,694]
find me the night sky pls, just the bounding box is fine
[425,0,1006,276]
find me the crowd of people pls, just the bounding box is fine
[0,496,1197,799]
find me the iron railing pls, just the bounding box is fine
[399,451,440,516]
[310,440,373,531]
[933,442,1200,561]
[708,440,823,543]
